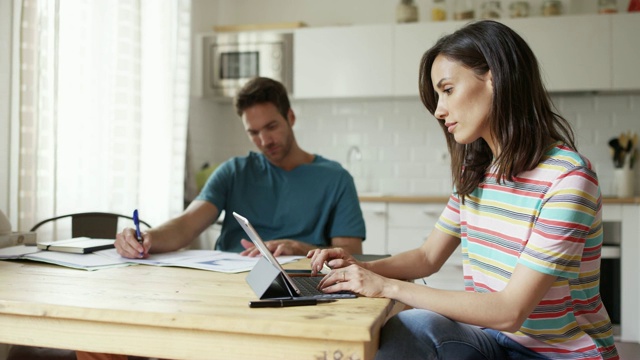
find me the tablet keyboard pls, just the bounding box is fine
[292,276,356,299]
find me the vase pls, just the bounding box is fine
[396,0,418,23]
[613,168,634,198]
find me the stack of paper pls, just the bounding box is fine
[0,244,130,270]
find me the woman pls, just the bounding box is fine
[308,20,619,360]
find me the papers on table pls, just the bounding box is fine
[0,244,131,270]
[0,244,40,258]
[96,248,302,273]
[0,245,303,273]
[24,250,131,270]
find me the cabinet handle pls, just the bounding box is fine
[373,211,387,216]
[422,211,440,217]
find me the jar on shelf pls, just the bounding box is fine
[397,0,419,23]
[598,0,618,13]
[431,0,447,21]
[509,1,530,18]
[480,1,502,19]
[541,0,563,16]
[453,0,475,20]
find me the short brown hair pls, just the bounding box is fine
[234,77,291,119]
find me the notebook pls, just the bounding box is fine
[37,237,115,254]
[233,212,356,300]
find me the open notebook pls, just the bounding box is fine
[233,212,356,300]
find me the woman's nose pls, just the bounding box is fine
[434,104,447,120]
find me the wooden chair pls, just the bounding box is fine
[29,212,151,238]
[7,212,152,360]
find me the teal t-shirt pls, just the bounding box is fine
[195,152,366,252]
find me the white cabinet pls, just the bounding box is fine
[612,13,640,90]
[502,15,611,92]
[394,15,613,94]
[386,203,464,291]
[386,203,440,254]
[295,14,637,99]
[406,14,626,93]
[393,21,463,97]
[361,202,388,255]
[602,203,640,343]
[293,24,393,98]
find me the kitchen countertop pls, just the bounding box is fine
[358,195,640,204]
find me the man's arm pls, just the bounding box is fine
[115,200,219,258]
[331,236,362,255]
[147,200,220,253]
[239,236,363,257]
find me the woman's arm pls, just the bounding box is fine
[309,228,460,280]
[364,228,460,280]
[321,258,556,332]
[382,263,557,331]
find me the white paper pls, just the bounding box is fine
[96,248,303,273]
[22,250,132,270]
[1,246,303,273]
[0,244,41,259]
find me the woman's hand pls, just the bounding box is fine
[307,247,361,275]
[317,264,394,298]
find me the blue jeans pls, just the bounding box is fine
[375,309,549,360]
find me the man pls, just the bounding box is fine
[76,77,366,360]
[114,77,365,260]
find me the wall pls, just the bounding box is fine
[0,0,13,225]
[198,0,629,28]
[1,3,15,356]
[188,0,640,198]
[190,93,640,197]
[0,4,12,360]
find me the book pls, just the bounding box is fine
[37,237,115,254]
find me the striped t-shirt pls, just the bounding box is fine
[435,143,619,359]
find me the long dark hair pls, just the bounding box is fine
[419,20,575,200]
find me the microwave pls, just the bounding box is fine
[203,32,293,98]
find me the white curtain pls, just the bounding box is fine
[17,0,191,241]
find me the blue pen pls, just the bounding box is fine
[133,209,143,256]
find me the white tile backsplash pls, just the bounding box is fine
[188,93,640,198]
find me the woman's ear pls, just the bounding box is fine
[484,70,494,91]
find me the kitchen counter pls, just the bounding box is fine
[358,195,448,203]
[359,195,640,204]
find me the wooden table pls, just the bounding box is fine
[0,259,403,360]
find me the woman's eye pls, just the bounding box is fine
[443,87,453,95]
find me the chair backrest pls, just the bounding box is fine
[30,212,152,239]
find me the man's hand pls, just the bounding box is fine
[115,227,150,259]
[239,238,315,257]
